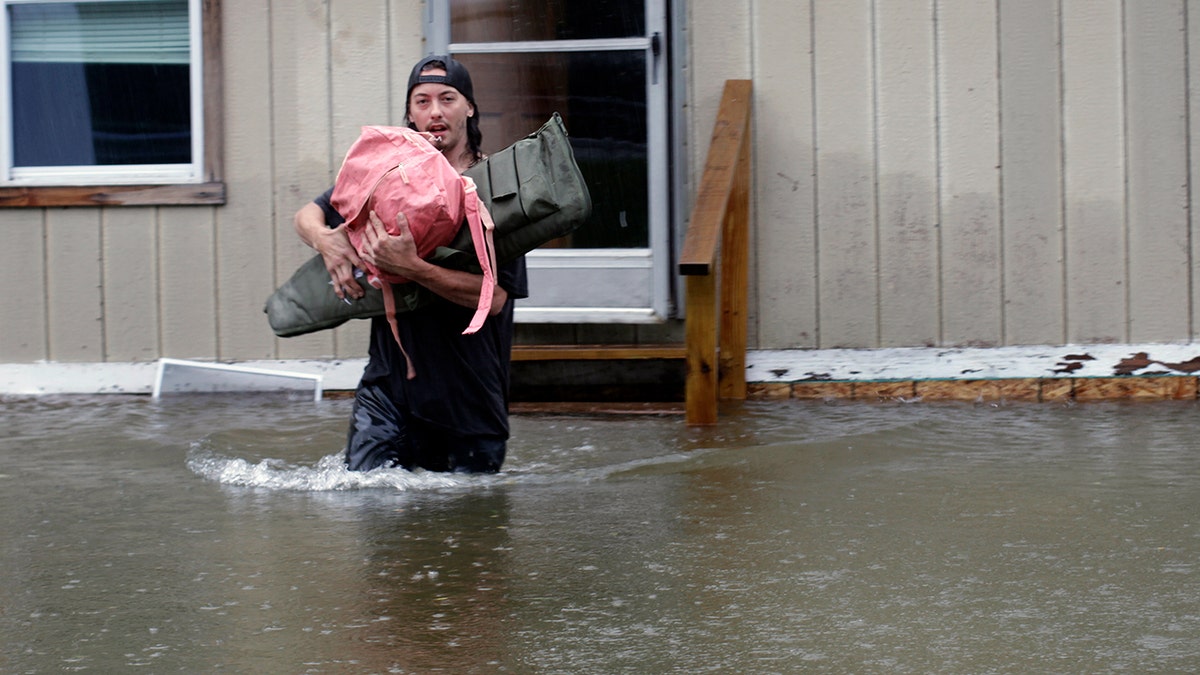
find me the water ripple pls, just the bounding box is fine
[185,443,470,492]
[186,439,713,493]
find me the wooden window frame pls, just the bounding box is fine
[0,0,224,207]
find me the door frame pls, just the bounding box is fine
[425,1,674,324]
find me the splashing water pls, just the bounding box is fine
[185,442,474,491]
[185,439,707,492]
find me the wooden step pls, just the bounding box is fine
[510,401,685,415]
[510,344,686,362]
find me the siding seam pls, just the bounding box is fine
[266,0,277,359]
[154,210,163,357]
[1120,0,1131,342]
[932,0,944,345]
[324,0,340,357]
[41,211,50,359]
[1185,0,1195,339]
[995,0,1007,345]
[1057,0,1068,344]
[211,212,220,359]
[871,0,882,347]
[809,0,821,347]
[98,210,108,361]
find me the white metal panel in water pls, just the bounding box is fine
[153,357,322,400]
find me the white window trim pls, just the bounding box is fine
[0,0,216,196]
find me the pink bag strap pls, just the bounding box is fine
[461,176,497,335]
[381,285,417,380]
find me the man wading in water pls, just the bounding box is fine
[293,55,528,473]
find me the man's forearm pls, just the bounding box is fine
[402,259,508,315]
[293,202,330,250]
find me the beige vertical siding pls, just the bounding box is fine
[998,0,1064,345]
[690,0,753,169]
[270,0,339,361]
[219,0,276,361]
[752,1,817,348]
[6,0,1200,368]
[159,208,218,357]
[103,208,160,361]
[1062,0,1125,344]
[0,211,46,361]
[1191,1,1200,336]
[936,0,1003,347]
[875,0,939,348]
[813,0,877,348]
[732,0,1200,349]
[1125,1,1190,342]
[47,209,104,360]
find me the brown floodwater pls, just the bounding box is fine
[1,394,1197,673]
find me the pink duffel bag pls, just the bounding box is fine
[331,125,496,377]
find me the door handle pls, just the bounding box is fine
[651,31,662,84]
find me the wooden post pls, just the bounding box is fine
[685,274,719,425]
[679,79,753,425]
[718,126,751,401]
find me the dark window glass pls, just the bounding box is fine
[458,50,649,248]
[12,62,191,166]
[9,1,191,168]
[451,0,645,42]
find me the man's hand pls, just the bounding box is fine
[361,209,509,314]
[293,202,365,300]
[318,225,366,299]
[360,210,428,281]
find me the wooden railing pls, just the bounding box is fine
[678,80,753,425]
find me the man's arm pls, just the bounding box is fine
[359,210,509,315]
[293,201,366,301]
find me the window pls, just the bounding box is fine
[0,0,222,206]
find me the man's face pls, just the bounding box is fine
[407,68,474,155]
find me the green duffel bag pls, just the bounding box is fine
[265,113,591,338]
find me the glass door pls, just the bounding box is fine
[429,0,670,323]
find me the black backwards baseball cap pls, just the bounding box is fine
[406,54,475,106]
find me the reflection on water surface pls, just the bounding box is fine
[1,395,1198,673]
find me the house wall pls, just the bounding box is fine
[0,0,1197,368]
[0,0,422,365]
[743,0,1199,349]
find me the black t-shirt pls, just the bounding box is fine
[315,188,528,440]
